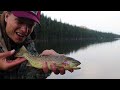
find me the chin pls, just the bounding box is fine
[13,39,24,44]
[14,41,23,44]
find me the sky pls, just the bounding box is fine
[41,11,120,35]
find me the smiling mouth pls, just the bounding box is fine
[16,32,26,37]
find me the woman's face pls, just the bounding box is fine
[4,12,36,43]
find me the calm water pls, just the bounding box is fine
[46,39,120,79]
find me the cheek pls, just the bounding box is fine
[27,26,35,36]
[6,23,17,35]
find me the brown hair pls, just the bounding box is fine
[0,11,6,28]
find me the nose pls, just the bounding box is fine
[20,24,29,34]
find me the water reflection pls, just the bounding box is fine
[34,39,119,79]
[35,39,118,54]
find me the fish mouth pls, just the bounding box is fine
[71,61,81,70]
[72,66,81,70]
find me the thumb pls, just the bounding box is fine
[0,50,15,58]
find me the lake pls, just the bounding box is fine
[45,39,120,79]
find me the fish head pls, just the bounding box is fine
[62,56,81,70]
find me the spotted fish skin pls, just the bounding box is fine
[15,46,81,70]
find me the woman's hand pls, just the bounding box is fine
[40,49,64,56]
[0,50,26,70]
[40,49,74,75]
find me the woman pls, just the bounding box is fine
[0,11,73,79]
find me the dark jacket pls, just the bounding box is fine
[0,13,51,79]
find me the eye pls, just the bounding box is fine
[16,18,36,30]
[16,18,24,24]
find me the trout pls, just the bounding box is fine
[15,46,81,70]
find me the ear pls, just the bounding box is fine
[4,11,10,22]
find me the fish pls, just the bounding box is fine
[15,46,81,70]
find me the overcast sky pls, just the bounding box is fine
[41,11,120,35]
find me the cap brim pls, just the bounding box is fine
[11,11,40,24]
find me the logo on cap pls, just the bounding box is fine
[30,11,38,15]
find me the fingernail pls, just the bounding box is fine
[11,49,15,54]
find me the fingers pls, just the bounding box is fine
[0,50,15,58]
[42,62,73,75]
[59,54,65,56]
[6,58,26,69]
[42,62,49,73]
[54,69,60,75]
[50,63,65,75]
[59,67,65,75]
[50,63,57,73]
[68,69,74,73]
[40,50,60,56]
[42,62,60,74]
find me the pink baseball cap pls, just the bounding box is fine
[11,11,41,24]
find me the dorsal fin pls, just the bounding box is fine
[19,46,28,53]
[15,46,29,57]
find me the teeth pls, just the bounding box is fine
[16,32,24,37]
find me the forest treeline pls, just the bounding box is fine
[34,13,120,42]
